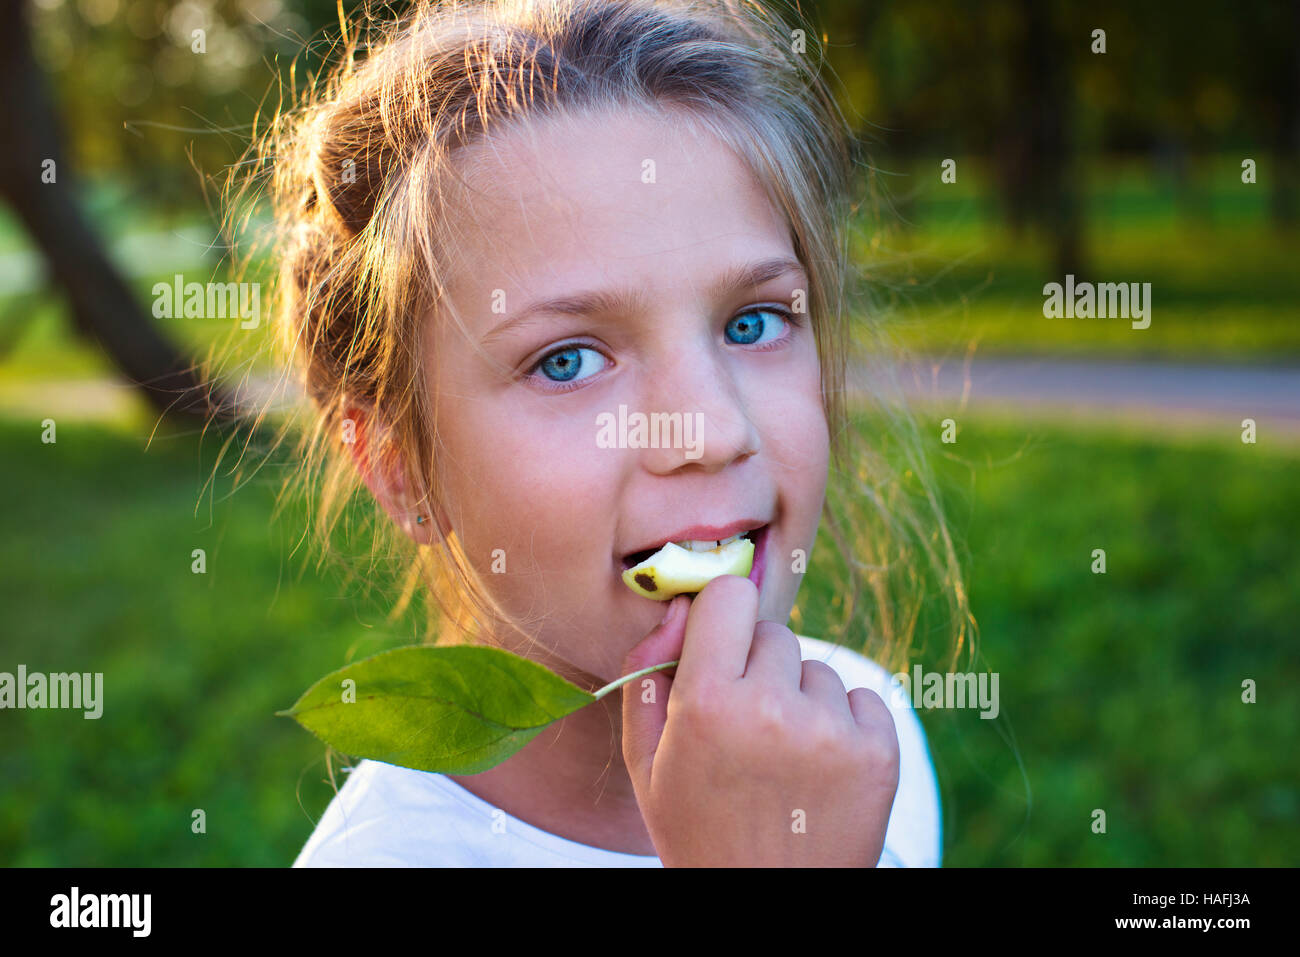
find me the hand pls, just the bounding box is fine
[620,575,900,866]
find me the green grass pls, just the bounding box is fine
[854,156,1300,360]
[862,221,1300,360]
[798,411,1300,865]
[0,407,1295,865]
[0,413,416,866]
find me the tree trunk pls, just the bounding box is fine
[999,0,1085,278]
[1272,0,1300,227]
[0,0,242,424]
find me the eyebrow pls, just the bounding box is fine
[480,255,808,345]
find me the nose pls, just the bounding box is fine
[639,338,761,473]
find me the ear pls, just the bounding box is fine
[342,402,451,545]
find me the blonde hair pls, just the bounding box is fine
[212,0,974,678]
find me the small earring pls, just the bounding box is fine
[415,515,426,525]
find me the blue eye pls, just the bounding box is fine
[532,345,608,389]
[725,307,794,347]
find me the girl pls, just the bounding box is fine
[227,0,970,866]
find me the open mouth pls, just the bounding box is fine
[617,523,770,600]
[620,525,767,570]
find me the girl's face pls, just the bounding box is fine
[423,106,830,683]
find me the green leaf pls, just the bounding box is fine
[276,645,596,775]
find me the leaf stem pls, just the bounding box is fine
[591,660,681,701]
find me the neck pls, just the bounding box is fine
[446,678,657,857]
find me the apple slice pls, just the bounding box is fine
[621,537,755,600]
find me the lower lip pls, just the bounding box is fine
[748,525,768,592]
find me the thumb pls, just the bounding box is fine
[620,595,690,789]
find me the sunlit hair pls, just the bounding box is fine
[213,0,975,679]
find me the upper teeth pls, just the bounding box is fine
[674,533,743,552]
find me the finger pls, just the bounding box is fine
[799,658,852,718]
[847,686,894,731]
[620,595,690,789]
[670,574,759,697]
[741,621,803,688]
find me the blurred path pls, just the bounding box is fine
[848,356,1300,435]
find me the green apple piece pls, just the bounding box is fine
[621,537,755,600]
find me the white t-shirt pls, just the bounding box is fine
[293,635,942,867]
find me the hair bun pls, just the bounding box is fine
[305,106,382,239]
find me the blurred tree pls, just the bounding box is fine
[814,0,1083,273]
[1264,0,1299,225]
[0,0,237,420]
[815,0,1296,262]
[996,0,1081,276]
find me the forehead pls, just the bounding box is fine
[441,106,793,306]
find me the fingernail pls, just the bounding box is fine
[659,596,678,626]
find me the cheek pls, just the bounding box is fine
[787,391,830,462]
[440,403,617,583]
[783,401,830,526]
[753,368,830,478]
